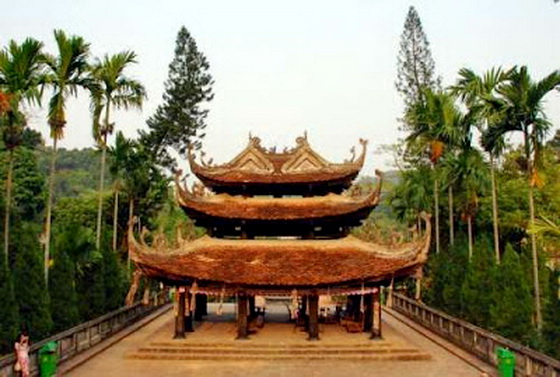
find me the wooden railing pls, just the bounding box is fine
[0,291,170,377]
[392,293,560,377]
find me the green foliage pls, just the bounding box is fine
[424,239,468,317]
[37,147,101,198]
[12,223,53,340]
[76,251,106,321]
[142,26,214,169]
[543,270,560,359]
[460,237,495,328]
[101,247,127,312]
[48,247,80,332]
[490,245,533,342]
[0,248,19,354]
[388,165,433,224]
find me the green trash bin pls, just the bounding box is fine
[38,341,58,377]
[497,347,515,377]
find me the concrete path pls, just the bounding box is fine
[66,302,492,377]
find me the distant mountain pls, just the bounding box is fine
[37,147,105,198]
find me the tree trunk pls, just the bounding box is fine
[434,178,440,254]
[467,215,473,261]
[112,190,119,252]
[96,140,107,250]
[448,186,454,247]
[44,137,58,283]
[524,131,541,330]
[528,183,542,329]
[128,198,134,272]
[3,150,14,267]
[490,156,500,263]
[95,104,111,250]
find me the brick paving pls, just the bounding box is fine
[66,302,490,377]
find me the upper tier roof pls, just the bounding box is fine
[128,213,431,295]
[188,134,368,195]
[175,171,382,226]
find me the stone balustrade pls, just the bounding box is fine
[392,292,560,377]
[0,291,169,377]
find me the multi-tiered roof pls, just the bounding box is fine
[129,134,430,296]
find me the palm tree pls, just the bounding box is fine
[0,38,45,266]
[389,165,433,234]
[451,67,512,263]
[43,30,91,282]
[90,51,146,250]
[441,148,489,259]
[482,66,560,329]
[109,131,135,251]
[405,89,465,254]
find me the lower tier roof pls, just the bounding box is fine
[129,214,431,292]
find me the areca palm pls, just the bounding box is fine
[109,131,135,251]
[43,30,91,282]
[0,38,45,266]
[482,66,560,329]
[441,148,489,259]
[451,67,512,263]
[405,89,466,253]
[90,51,146,249]
[389,165,433,233]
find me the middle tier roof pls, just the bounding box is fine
[175,173,382,225]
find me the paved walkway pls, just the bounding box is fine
[66,302,491,377]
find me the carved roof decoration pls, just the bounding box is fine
[174,170,383,222]
[188,134,368,187]
[128,213,431,294]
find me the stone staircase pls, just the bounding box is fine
[126,340,432,361]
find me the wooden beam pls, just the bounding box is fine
[308,293,319,340]
[174,287,185,339]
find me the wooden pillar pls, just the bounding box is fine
[237,293,249,339]
[308,293,319,340]
[185,291,194,332]
[174,287,185,339]
[371,287,382,339]
[363,293,373,332]
[195,294,207,320]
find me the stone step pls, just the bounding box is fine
[149,341,398,349]
[126,352,431,361]
[135,346,423,355]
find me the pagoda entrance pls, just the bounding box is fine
[171,289,385,341]
[129,134,431,342]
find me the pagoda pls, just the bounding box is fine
[129,134,431,340]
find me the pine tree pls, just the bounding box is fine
[543,269,560,359]
[490,245,533,342]
[0,247,19,354]
[102,247,127,312]
[12,223,53,341]
[460,237,495,328]
[396,6,440,114]
[142,26,214,170]
[49,247,80,333]
[76,252,106,321]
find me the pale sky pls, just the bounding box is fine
[2,0,560,173]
